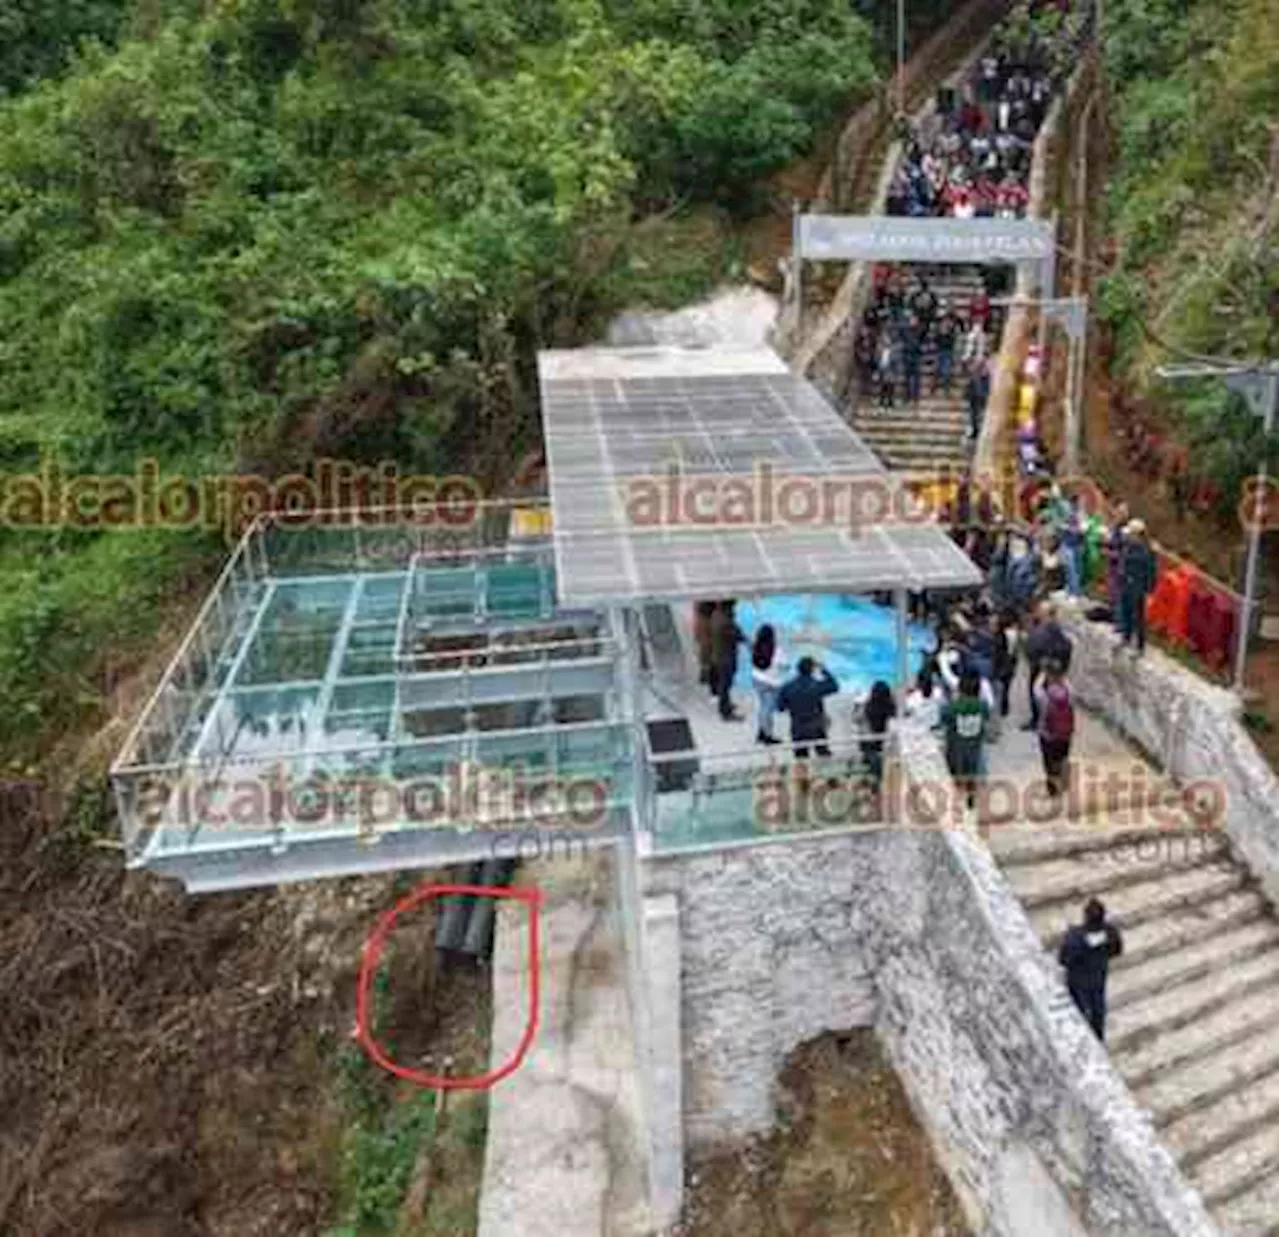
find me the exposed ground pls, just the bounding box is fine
[675,1032,970,1237]
[0,810,491,1237]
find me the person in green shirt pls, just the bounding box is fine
[941,670,990,810]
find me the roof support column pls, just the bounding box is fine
[894,587,910,711]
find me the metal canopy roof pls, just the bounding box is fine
[538,345,982,605]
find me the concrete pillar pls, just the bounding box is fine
[643,894,684,1231]
[894,587,910,708]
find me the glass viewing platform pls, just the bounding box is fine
[111,507,639,891]
[113,344,983,890]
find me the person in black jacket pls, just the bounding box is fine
[861,680,897,788]
[778,657,839,758]
[708,601,747,721]
[1118,519,1157,655]
[1058,898,1123,1041]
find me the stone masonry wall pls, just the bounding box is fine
[644,836,884,1150]
[1057,601,1279,902]
[645,722,1220,1236]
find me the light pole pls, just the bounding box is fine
[1155,363,1278,696]
[897,0,906,117]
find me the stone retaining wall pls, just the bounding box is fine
[1057,601,1279,902]
[870,721,1217,1236]
[645,834,883,1150]
[644,723,1221,1235]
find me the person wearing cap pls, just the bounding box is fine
[1118,519,1157,655]
[1058,898,1123,1041]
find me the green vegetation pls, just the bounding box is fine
[1097,0,1278,516]
[0,0,881,765]
[328,1039,439,1235]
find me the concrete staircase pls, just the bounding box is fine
[989,797,1280,1237]
[849,264,1002,474]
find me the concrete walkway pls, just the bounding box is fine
[478,859,651,1237]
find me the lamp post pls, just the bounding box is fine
[1155,362,1278,696]
[897,0,906,117]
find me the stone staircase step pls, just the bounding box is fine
[1108,918,1278,1010]
[1105,888,1273,973]
[1163,1068,1279,1170]
[1212,1173,1280,1237]
[1193,1120,1280,1211]
[877,454,968,472]
[1108,949,1279,1052]
[1113,985,1279,1089]
[853,405,969,421]
[1004,842,1234,913]
[1028,861,1247,942]
[854,425,968,447]
[1135,1021,1278,1127]
[857,435,968,455]
[986,820,1212,867]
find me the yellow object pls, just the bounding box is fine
[511,506,552,538]
[1017,382,1037,420]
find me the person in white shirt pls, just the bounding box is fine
[961,320,988,366]
[904,666,943,731]
[750,624,787,746]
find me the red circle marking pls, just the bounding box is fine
[354,881,542,1090]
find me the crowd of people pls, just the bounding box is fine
[853,265,999,439]
[689,475,1159,811]
[884,28,1061,224]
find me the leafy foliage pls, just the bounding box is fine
[0,0,880,763]
[1098,0,1278,504]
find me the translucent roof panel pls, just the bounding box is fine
[538,345,982,604]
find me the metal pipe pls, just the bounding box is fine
[1233,378,1277,693]
[897,0,906,117]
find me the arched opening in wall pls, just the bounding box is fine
[677,1030,972,1235]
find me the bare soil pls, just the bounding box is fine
[0,802,490,1237]
[675,1032,970,1237]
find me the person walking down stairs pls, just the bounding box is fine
[1058,897,1123,1042]
[1034,659,1075,799]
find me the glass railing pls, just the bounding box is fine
[647,734,891,852]
[114,717,637,864]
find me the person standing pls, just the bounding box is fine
[1034,659,1075,798]
[1060,494,1085,596]
[861,680,897,788]
[1058,898,1123,1041]
[933,304,959,394]
[750,624,785,746]
[693,601,716,689]
[709,601,747,721]
[876,331,899,410]
[778,657,839,758]
[1023,600,1072,729]
[905,665,943,730]
[992,610,1019,721]
[965,359,990,443]
[941,670,989,809]
[902,315,924,406]
[1104,500,1129,620]
[1118,519,1157,656]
